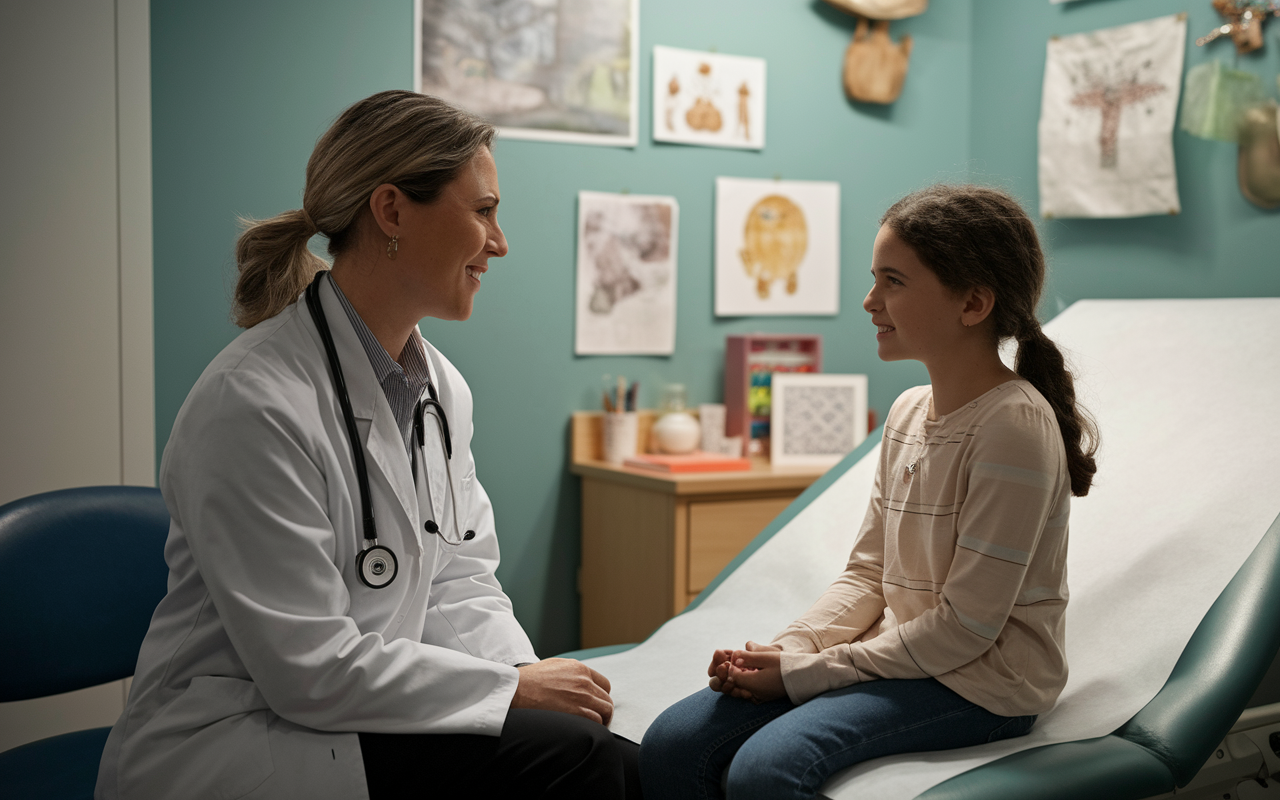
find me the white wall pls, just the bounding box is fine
[0,0,153,752]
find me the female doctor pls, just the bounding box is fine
[95,91,640,800]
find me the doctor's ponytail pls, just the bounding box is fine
[233,209,326,328]
[880,185,1099,497]
[233,91,496,328]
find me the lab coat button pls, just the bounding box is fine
[424,520,438,534]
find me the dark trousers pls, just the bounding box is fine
[360,709,642,800]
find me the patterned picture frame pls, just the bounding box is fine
[770,373,868,467]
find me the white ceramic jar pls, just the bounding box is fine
[653,384,702,454]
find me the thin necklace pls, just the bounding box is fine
[905,429,928,481]
[906,396,937,481]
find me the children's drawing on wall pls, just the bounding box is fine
[741,195,808,299]
[715,177,840,317]
[1038,14,1187,218]
[415,0,638,147]
[575,192,679,355]
[652,46,766,150]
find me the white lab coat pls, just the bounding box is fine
[95,277,539,800]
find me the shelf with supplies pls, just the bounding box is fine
[570,411,827,649]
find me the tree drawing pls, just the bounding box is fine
[1070,74,1165,169]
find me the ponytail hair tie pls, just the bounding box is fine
[300,208,318,235]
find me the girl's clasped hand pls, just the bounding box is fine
[708,642,786,703]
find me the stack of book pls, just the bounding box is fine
[622,452,752,473]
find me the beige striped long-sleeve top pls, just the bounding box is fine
[773,380,1071,718]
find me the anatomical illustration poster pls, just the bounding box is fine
[1038,14,1186,218]
[575,191,679,355]
[416,0,638,147]
[652,46,766,150]
[715,177,840,317]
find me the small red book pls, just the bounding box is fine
[623,452,752,473]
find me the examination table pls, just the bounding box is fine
[563,298,1280,800]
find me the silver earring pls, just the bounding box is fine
[387,235,399,260]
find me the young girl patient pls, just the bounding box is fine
[639,185,1099,800]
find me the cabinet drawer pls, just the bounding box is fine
[687,496,795,593]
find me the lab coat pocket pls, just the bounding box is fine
[125,676,274,800]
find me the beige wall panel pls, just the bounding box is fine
[0,0,154,754]
[0,0,122,505]
[117,0,156,487]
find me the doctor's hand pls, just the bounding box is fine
[511,658,614,726]
[709,641,781,697]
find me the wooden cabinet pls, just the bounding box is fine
[571,413,826,648]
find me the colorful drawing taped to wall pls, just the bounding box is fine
[653,46,766,149]
[665,75,680,131]
[1068,68,1165,169]
[575,191,679,355]
[685,63,724,132]
[740,195,808,299]
[715,177,839,317]
[1038,14,1187,218]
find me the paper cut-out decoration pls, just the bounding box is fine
[575,192,679,355]
[653,47,766,150]
[416,0,638,147]
[820,0,923,104]
[1180,60,1264,142]
[1038,14,1187,219]
[843,19,913,104]
[716,177,840,317]
[1237,103,1280,208]
[1196,0,1280,54]
[821,0,927,19]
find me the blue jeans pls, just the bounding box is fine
[638,679,1036,800]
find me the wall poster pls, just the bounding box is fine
[652,46,766,150]
[715,177,840,317]
[1038,14,1187,218]
[416,0,638,147]
[575,191,679,355]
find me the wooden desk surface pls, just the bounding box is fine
[569,411,826,496]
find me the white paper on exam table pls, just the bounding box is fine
[584,298,1280,799]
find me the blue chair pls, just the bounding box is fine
[0,486,171,800]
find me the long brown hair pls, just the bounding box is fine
[881,185,1099,496]
[232,91,496,328]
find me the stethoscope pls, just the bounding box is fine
[305,271,473,590]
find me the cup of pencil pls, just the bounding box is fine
[601,375,639,464]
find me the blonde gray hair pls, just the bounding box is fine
[233,90,496,328]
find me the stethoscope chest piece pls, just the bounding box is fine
[356,542,398,589]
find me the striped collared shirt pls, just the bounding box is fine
[327,274,431,458]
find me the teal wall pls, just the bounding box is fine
[152,0,1278,657]
[152,0,971,655]
[970,0,1280,312]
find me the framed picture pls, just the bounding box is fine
[652,46,765,150]
[575,191,679,355]
[415,0,639,147]
[715,177,840,317]
[770,373,868,467]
